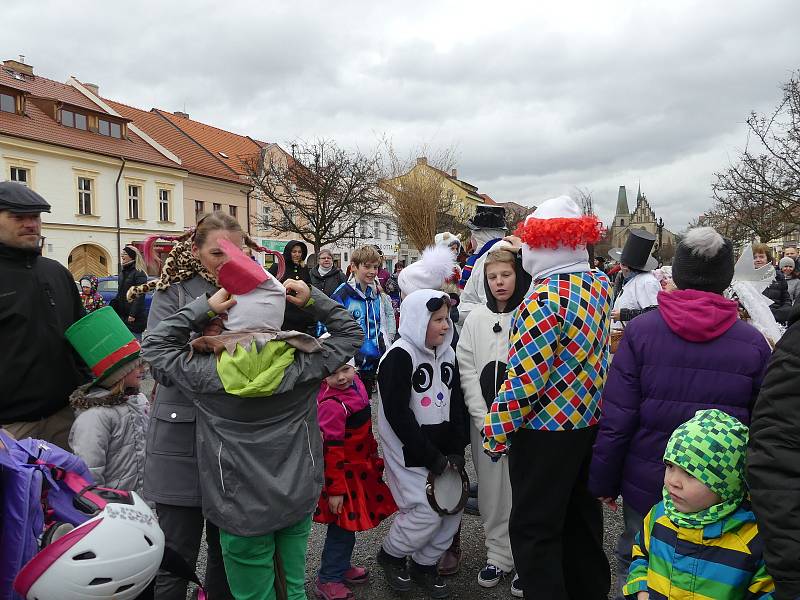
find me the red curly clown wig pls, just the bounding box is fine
[514,214,604,249]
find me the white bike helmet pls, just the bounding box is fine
[14,491,164,600]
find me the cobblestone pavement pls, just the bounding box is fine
[141,378,623,599]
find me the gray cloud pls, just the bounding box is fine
[4,0,799,232]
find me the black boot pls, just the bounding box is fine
[410,559,449,599]
[377,547,412,592]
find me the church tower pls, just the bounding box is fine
[613,185,630,228]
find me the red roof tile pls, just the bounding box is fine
[0,98,181,169]
[1,66,107,113]
[106,99,244,184]
[479,193,497,205]
[154,110,262,175]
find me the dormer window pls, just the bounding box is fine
[98,118,122,139]
[0,92,15,113]
[62,109,87,130]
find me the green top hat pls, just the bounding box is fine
[65,306,141,386]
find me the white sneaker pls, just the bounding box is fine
[511,573,524,598]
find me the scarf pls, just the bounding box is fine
[127,238,216,301]
[317,265,333,277]
[662,409,748,528]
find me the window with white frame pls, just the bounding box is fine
[128,185,141,219]
[261,204,271,227]
[159,189,171,222]
[360,221,368,238]
[212,202,221,213]
[78,177,93,215]
[229,205,237,218]
[10,166,29,187]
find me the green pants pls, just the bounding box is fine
[219,516,312,600]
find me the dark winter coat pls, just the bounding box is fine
[764,270,793,323]
[588,289,771,516]
[271,240,315,334]
[0,243,88,422]
[143,274,217,506]
[113,262,147,333]
[310,265,347,297]
[748,312,800,600]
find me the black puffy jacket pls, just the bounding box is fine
[763,270,793,323]
[747,312,800,599]
[113,262,148,333]
[0,243,88,422]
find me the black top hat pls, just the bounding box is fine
[467,204,506,231]
[608,229,657,271]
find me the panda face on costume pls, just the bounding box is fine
[440,363,455,389]
[412,364,434,393]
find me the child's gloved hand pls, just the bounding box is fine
[284,279,311,307]
[447,454,466,471]
[429,453,448,476]
[208,288,236,314]
[328,495,344,515]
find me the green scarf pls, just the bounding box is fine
[662,409,749,529]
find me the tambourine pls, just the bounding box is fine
[426,463,470,516]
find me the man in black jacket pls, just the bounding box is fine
[0,182,87,449]
[747,311,800,599]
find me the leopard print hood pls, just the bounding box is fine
[127,238,216,301]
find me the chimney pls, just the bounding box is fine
[3,57,34,76]
[83,82,100,96]
[416,157,427,166]
[451,168,458,178]
[174,111,190,119]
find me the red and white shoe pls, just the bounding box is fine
[314,578,353,600]
[343,565,369,584]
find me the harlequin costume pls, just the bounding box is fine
[78,273,105,313]
[483,196,611,599]
[313,371,397,596]
[624,409,774,598]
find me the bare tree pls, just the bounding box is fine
[710,69,800,243]
[244,140,384,254]
[573,186,595,216]
[380,142,471,251]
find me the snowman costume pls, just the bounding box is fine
[377,289,469,566]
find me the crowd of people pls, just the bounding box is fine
[3,178,800,600]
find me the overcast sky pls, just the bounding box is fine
[5,0,799,231]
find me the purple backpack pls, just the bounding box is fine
[0,430,112,600]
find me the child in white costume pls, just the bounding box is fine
[456,243,531,596]
[376,289,469,598]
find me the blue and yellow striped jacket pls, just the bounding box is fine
[624,501,774,599]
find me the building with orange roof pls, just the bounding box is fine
[0,58,187,277]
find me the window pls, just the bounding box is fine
[0,93,15,113]
[261,205,271,227]
[10,167,29,187]
[78,177,92,215]
[620,219,625,226]
[360,222,368,238]
[194,200,204,218]
[159,189,171,222]
[98,118,122,138]
[213,203,222,212]
[282,209,295,229]
[229,205,237,218]
[62,109,87,130]
[128,185,141,219]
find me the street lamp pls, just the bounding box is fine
[655,217,664,264]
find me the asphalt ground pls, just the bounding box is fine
[140,378,624,600]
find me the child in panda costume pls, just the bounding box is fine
[376,289,469,598]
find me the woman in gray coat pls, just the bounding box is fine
[130,211,263,600]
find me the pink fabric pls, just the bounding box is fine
[658,289,739,342]
[14,518,104,595]
[317,376,369,442]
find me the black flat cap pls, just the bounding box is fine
[0,181,51,214]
